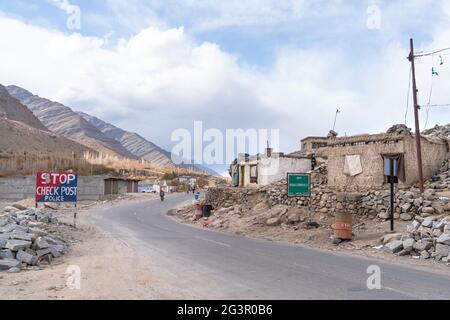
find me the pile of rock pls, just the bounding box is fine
[383,215,450,262]
[0,204,66,273]
[427,162,450,190]
[310,162,328,186]
[423,124,450,139]
[364,188,450,221]
[386,124,412,136]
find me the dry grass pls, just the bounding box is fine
[0,150,210,179]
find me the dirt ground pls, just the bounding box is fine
[0,194,192,300]
[1,192,449,299]
[172,200,450,275]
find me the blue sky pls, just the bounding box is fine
[0,1,449,174]
[0,0,444,65]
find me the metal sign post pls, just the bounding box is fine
[287,173,312,222]
[390,158,395,232]
[35,171,78,227]
[287,173,311,197]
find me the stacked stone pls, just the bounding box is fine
[422,124,450,139]
[384,216,450,262]
[0,204,66,273]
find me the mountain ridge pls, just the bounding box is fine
[6,85,138,160]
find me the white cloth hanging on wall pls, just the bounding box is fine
[344,155,363,177]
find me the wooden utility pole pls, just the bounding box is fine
[408,38,424,193]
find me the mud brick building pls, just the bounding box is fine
[317,132,448,190]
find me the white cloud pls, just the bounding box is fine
[0,1,449,162]
[47,0,76,14]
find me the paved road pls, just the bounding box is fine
[91,194,450,300]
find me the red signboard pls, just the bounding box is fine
[36,172,78,203]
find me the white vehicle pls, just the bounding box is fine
[140,186,157,193]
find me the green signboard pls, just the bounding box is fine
[287,173,311,197]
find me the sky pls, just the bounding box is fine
[0,0,449,174]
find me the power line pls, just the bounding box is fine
[404,66,412,125]
[424,56,436,129]
[414,47,450,58]
[427,103,450,108]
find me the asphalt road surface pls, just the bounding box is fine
[91,193,450,300]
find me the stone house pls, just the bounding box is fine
[229,149,312,187]
[316,132,448,190]
[300,136,329,155]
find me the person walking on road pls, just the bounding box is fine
[160,189,165,202]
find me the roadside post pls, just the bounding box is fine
[287,173,312,221]
[383,156,399,232]
[35,172,78,227]
[390,158,395,232]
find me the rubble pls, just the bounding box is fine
[0,205,67,273]
[386,124,412,136]
[384,215,450,263]
[422,124,450,139]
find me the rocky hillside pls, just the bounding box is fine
[77,112,175,167]
[78,111,219,175]
[0,118,91,155]
[6,86,137,160]
[0,85,47,131]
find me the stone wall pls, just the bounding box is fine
[205,159,450,221]
[325,134,448,190]
[0,176,106,201]
[258,156,312,186]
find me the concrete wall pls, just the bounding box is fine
[258,157,312,186]
[0,176,35,200]
[0,176,106,201]
[118,180,128,194]
[77,176,105,200]
[326,135,448,189]
[403,136,448,186]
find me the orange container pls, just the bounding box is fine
[335,212,352,240]
[194,203,202,218]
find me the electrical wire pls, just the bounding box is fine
[404,66,412,125]
[415,47,450,58]
[428,103,450,108]
[424,56,435,130]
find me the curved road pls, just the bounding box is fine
[91,194,450,300]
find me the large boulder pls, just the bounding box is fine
[12,203,28,211]
[11,231,32,242]
[5,240,32,251]
[0,249,14,259]
[0,258,21,271]
[403,238,415,252]
[436,233,450,245]
[413,240,433,252]
[266,217,281,227]
[382,233,402,245]
[2,206,18,213]
[421,207,435,216]
[401,203,412,213]
[16,250,36,265]
[400,213,413,221]
[421,217,435,228]
[435,244,450,260]
[385,240,403,254]
[32,237,50,250]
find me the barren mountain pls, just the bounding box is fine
[0,117,91,155]
[78,112,219,175]
[77,111,175,167]
[6,86,138,160]
[0,84,47,131]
